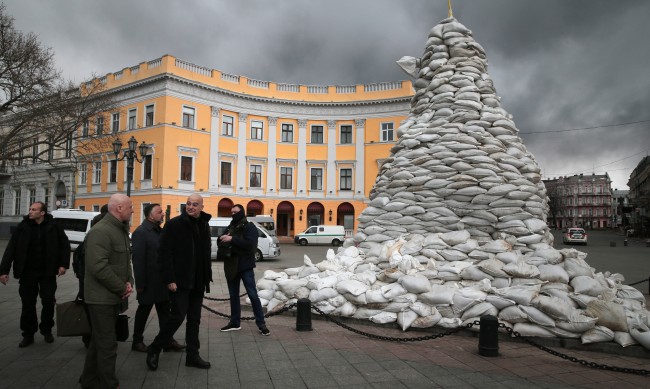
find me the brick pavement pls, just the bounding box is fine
[0,263,648,388]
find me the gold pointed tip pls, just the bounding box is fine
[448,0,453,18]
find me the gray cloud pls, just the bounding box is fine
[6,0,649,189]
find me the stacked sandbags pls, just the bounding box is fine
[259,16,650,350]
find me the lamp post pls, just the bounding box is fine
[112,136,149,197]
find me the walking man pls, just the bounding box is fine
[146,193,212,370]
[219,204,270,336]
[131,203,184,352]
[79,193,134,389]
[0,201,70,347]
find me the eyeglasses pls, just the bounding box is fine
[186,202,201,207]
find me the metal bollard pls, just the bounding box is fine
[296,298,313,331]
[624,239,628,246]
[478,315,499,357]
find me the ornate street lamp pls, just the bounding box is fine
[112,136,148,197]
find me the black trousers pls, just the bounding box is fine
[18,275,57,338]
[132,300,170,343]
[79,303,120,389]
[150,288,203,357]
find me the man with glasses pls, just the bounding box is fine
[146,194,212,371]
[219,204,270,336]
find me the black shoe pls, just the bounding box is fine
[19,337,34,348]
[259,325,270,336]
[220,323,241,332]
[185,355,211,369]
[43,333,54,343]
[162,339,186,352]
[146,350,160,371]
[82,334,91,349]
[131,342,148,352]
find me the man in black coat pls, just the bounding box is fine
[131,203,184,352]
[0,201,70,347]
[146,194,212,371]
[219,204,270,336]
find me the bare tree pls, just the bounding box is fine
[0,4,117,172]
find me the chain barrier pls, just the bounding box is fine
[201,302,297,321]
[501,324,649,376]
[204,292,247,302]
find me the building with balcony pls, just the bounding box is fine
[543,173,612,229]
[72,55,413,236]
[627,156,650,237]
[611,189,630,230]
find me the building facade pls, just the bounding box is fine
[73,55,413,236]
[611,189,630,230]
[543,173,612,229]
[627,156,650,237]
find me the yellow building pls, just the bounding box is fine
[75,55,413,237]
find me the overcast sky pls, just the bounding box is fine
[5,0,649,190]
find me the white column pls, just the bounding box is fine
[326,120,337,196]
[237,113,248,193]
[267,117,278,194]
[208,106,220,190]
[355,119,365,198]
[297,119,307,194]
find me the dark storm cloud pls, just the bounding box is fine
[5,0,649,189]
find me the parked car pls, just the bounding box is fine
[209,217,280,262]
[51,209,100,251]
[563,227,588,245]
[248,215,276,236]
[294,225,345,246]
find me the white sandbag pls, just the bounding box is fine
[298,266,321,278]
[295,287,310,299]
[381,283,408,299]
[564,256,593,278]
[284,266,302,276]
[493,285,539,306]
[369,311,398,324]
[352,308,384,319]
[366,288,390,303]
[452,293,481,315]
[533,248,562,265]
[410,301,433,317]
[571,276,606,297]
[498,305,528,323]
[316,258,343,272]
[477,257,509,277]
[460,266,494,281]
[328,295,347,307]
[512,323,555,337]
[309,287,340,303]
[502,260,540,278]
[491,278,511,289]
[581,326,615,344]
[267,298,285,313]
[276,279,309,297]
[519,305,556,327]
[439,230,471,245]
[538,264,569,283]
[555,312,597,333]
[532,295,575,321]
[343,292,368,305]
[461,302,498,321]
[569,293,597,309]
[480,240,512,253]
[256,278,278,291]
[495,251,519,264]
[352,271,377,285]
[398,274,432,293]
[629,327,650,350]
[410,311,443,328]
[258,289,275,301]
[437,318,462,328]
[379,268,405,282]
[613,331,638,347]
[419,284,456,305]
[616,285,646,303]
[585,299,628,332]
[397,310,420,331]
[263,270,288,280]
[306,275,339,290]
[336,279,369,296]
[543,326,581,339]
[486,295,515,309]
[314,300,337,314]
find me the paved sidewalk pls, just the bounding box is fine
[0,264,648,389]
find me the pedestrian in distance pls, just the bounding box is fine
[219,204,270,336]
[79,193,134,389]
[146,193,213,371]
[0,201,70,348]
[131,203,185,353]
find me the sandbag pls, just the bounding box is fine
[419,285,456,305]
[398,274,432,293]
[512,323,555,337]
[397,310,419,331]
[585,299,628,332]
[369,311,398,324]
[570,276,606,297]
[581,326,615,344]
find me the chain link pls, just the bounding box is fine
[204,292,247,302]
[201,302,297,321]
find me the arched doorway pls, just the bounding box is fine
[337,202,355,237]
[55,181,67,209]
[217,198,233,217]
[247,200,264,216]
[307,202,324,226]
[276,201,294,237]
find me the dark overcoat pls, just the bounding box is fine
[131,219,168,305]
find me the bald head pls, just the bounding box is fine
[185,193,204,218]
[108,193,133,222]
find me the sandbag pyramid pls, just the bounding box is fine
[256,17,650,349]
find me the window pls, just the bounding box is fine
[250,120,263,140]
[220,161,232,185]
[17,142,23,166]
[44,188,49,207]
[311,125,324,144]
[180,156,193,181]
[182,106,195,128]
[96,116,104,135]
[142,155,152,180]
[29,188,36,205]
[111,113,120,133]
[82,120,89,137]
[340,125,352,144]
[145,105,154,127]
[79,205,85,211]
[108,160,117,183]
[93,161,102,184]
[310,168,323,190]
[65,134,72,158]
[93,205,100,212]
[79,163,87,185]
[222,115,233,136]
[32,139,38,163]
[280,167,292,189]
[47,136,53,161]
[381,122,394,142]
[14,189,20,215]
[340,168,352,190]
[281,124,293,143]
[128,108,137,130]
[0,191,4,216]
[250,165,262,188]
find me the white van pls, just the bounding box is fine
[248,215,276,236]
[209,217,280,262]
[294,225,345,246]
[51,209,100,251]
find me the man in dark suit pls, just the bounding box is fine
[146,194,212,370]
[131,203,184,352]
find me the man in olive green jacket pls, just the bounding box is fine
[79,194,134,389]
